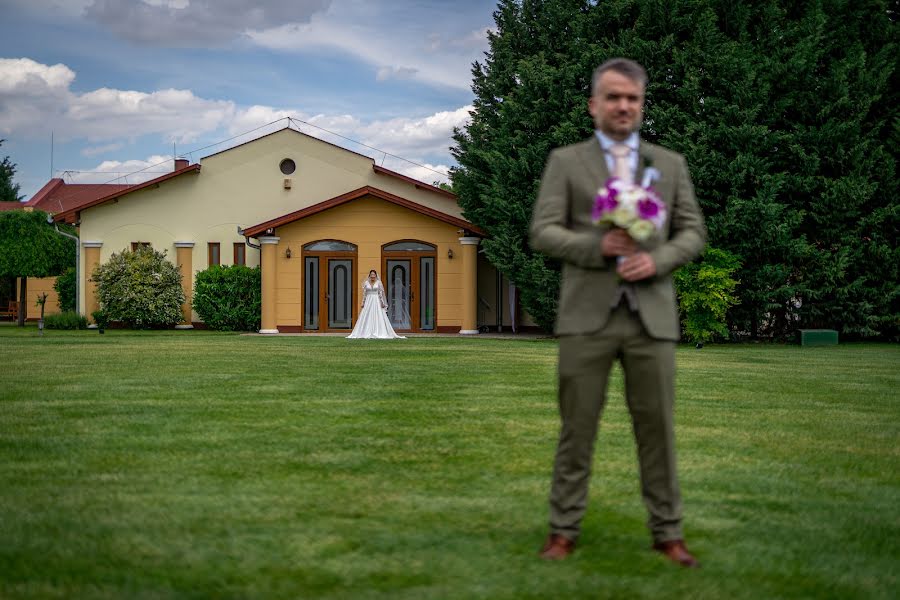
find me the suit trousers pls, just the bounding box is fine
[549,305,683,543]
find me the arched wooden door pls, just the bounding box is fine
[302,240,358,332]
[382,240,437,332]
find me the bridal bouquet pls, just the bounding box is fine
[592,168,666,242]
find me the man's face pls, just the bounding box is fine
[588,70,645,140]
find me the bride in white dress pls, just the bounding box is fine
[347,270,405,339]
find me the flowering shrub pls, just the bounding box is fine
[92,246,185,328]
[192,265,261,331]
[54,267,76,312]
[674,246,741,344]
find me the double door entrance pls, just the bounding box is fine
[302,240,436,333]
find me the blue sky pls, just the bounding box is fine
[0,0,496,200]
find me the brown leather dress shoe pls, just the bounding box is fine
[652,539,700,568]
[539,534,575,560]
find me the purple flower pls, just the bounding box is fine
[593,188,619,221]
[637,197,662,220]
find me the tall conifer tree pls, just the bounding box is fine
[452,0,897,338]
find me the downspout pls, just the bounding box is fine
[48,215,80,315]
[496,270,503,333]
[238,226,261,251]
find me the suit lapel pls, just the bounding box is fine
[576,136,609,190]
[637,140,649,187]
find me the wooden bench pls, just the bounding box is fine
[3,301,18,320]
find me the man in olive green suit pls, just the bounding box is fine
[530,58,706,567]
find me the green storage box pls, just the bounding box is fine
[798,329,838,346]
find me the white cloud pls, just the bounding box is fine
[2,58,470,188]
[5,0,93,18]
[388,161,451,186]
[0,58,236,143]
[427,27,495,52]
[0,58,75,91]
[82,0,332,46]
[226,105,304,136]
[81,142,124,157]
[246,3,490,91]
[64,154,175,185]
[0,59,75,139]
[355,106,472,159]
[376,66,419,82]
[142,0,190,8]
[221,104,471,167]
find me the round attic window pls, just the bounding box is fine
[279,158,296,175]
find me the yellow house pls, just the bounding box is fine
[5,182,129,321]
[53,127,526,334]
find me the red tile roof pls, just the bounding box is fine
[0,201,26,212]
[242,185,484,237]
[26,179,133,215]
[53,164,201,224]
[372,165,456,199]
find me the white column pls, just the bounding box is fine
[174,241,195,329]
[82,241,103,327]
[259,236,280,334]
[458,237,481,335]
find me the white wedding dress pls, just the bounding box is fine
[347,279,405,339]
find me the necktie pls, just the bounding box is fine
[608,142,639,311]
[609,143,631,182]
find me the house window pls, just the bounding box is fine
[303,240,357,252]
[279,158,296,175]
[208,243,220,266]
[233,243,246,266]
[131,242,151,251]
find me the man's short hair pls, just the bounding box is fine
[592,58,648,94]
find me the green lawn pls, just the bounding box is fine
[1,325,898,599]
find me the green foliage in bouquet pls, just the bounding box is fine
[54,267,76,312]
[92,246,184,329]
[674,246,740,344]
[192,265,261,331]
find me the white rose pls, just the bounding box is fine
[612,207,636,228]
[628,219,656,241]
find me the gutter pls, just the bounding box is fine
[237,226,261,251]
[47,215,80,314]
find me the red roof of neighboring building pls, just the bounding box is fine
[0,201,26,211]
[26,179,133,215]
[53,164,201,224]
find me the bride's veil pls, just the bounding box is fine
[386,272,411,329]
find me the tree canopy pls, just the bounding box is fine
[0,139,23,203]
[452,0,898,339]
[0,209,77,324]
[0,210,75,280]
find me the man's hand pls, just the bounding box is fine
[617,252,657,282]
[602,229,637,257]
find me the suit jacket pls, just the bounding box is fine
[529,135,706,340]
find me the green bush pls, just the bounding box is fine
[43,311,88,330]
[54,267,76,312]
[91,309,110,330]
[674,247,741,345]
[192,265,261,331]
[92,246,185,329]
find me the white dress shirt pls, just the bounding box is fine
[595,130,639,181]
